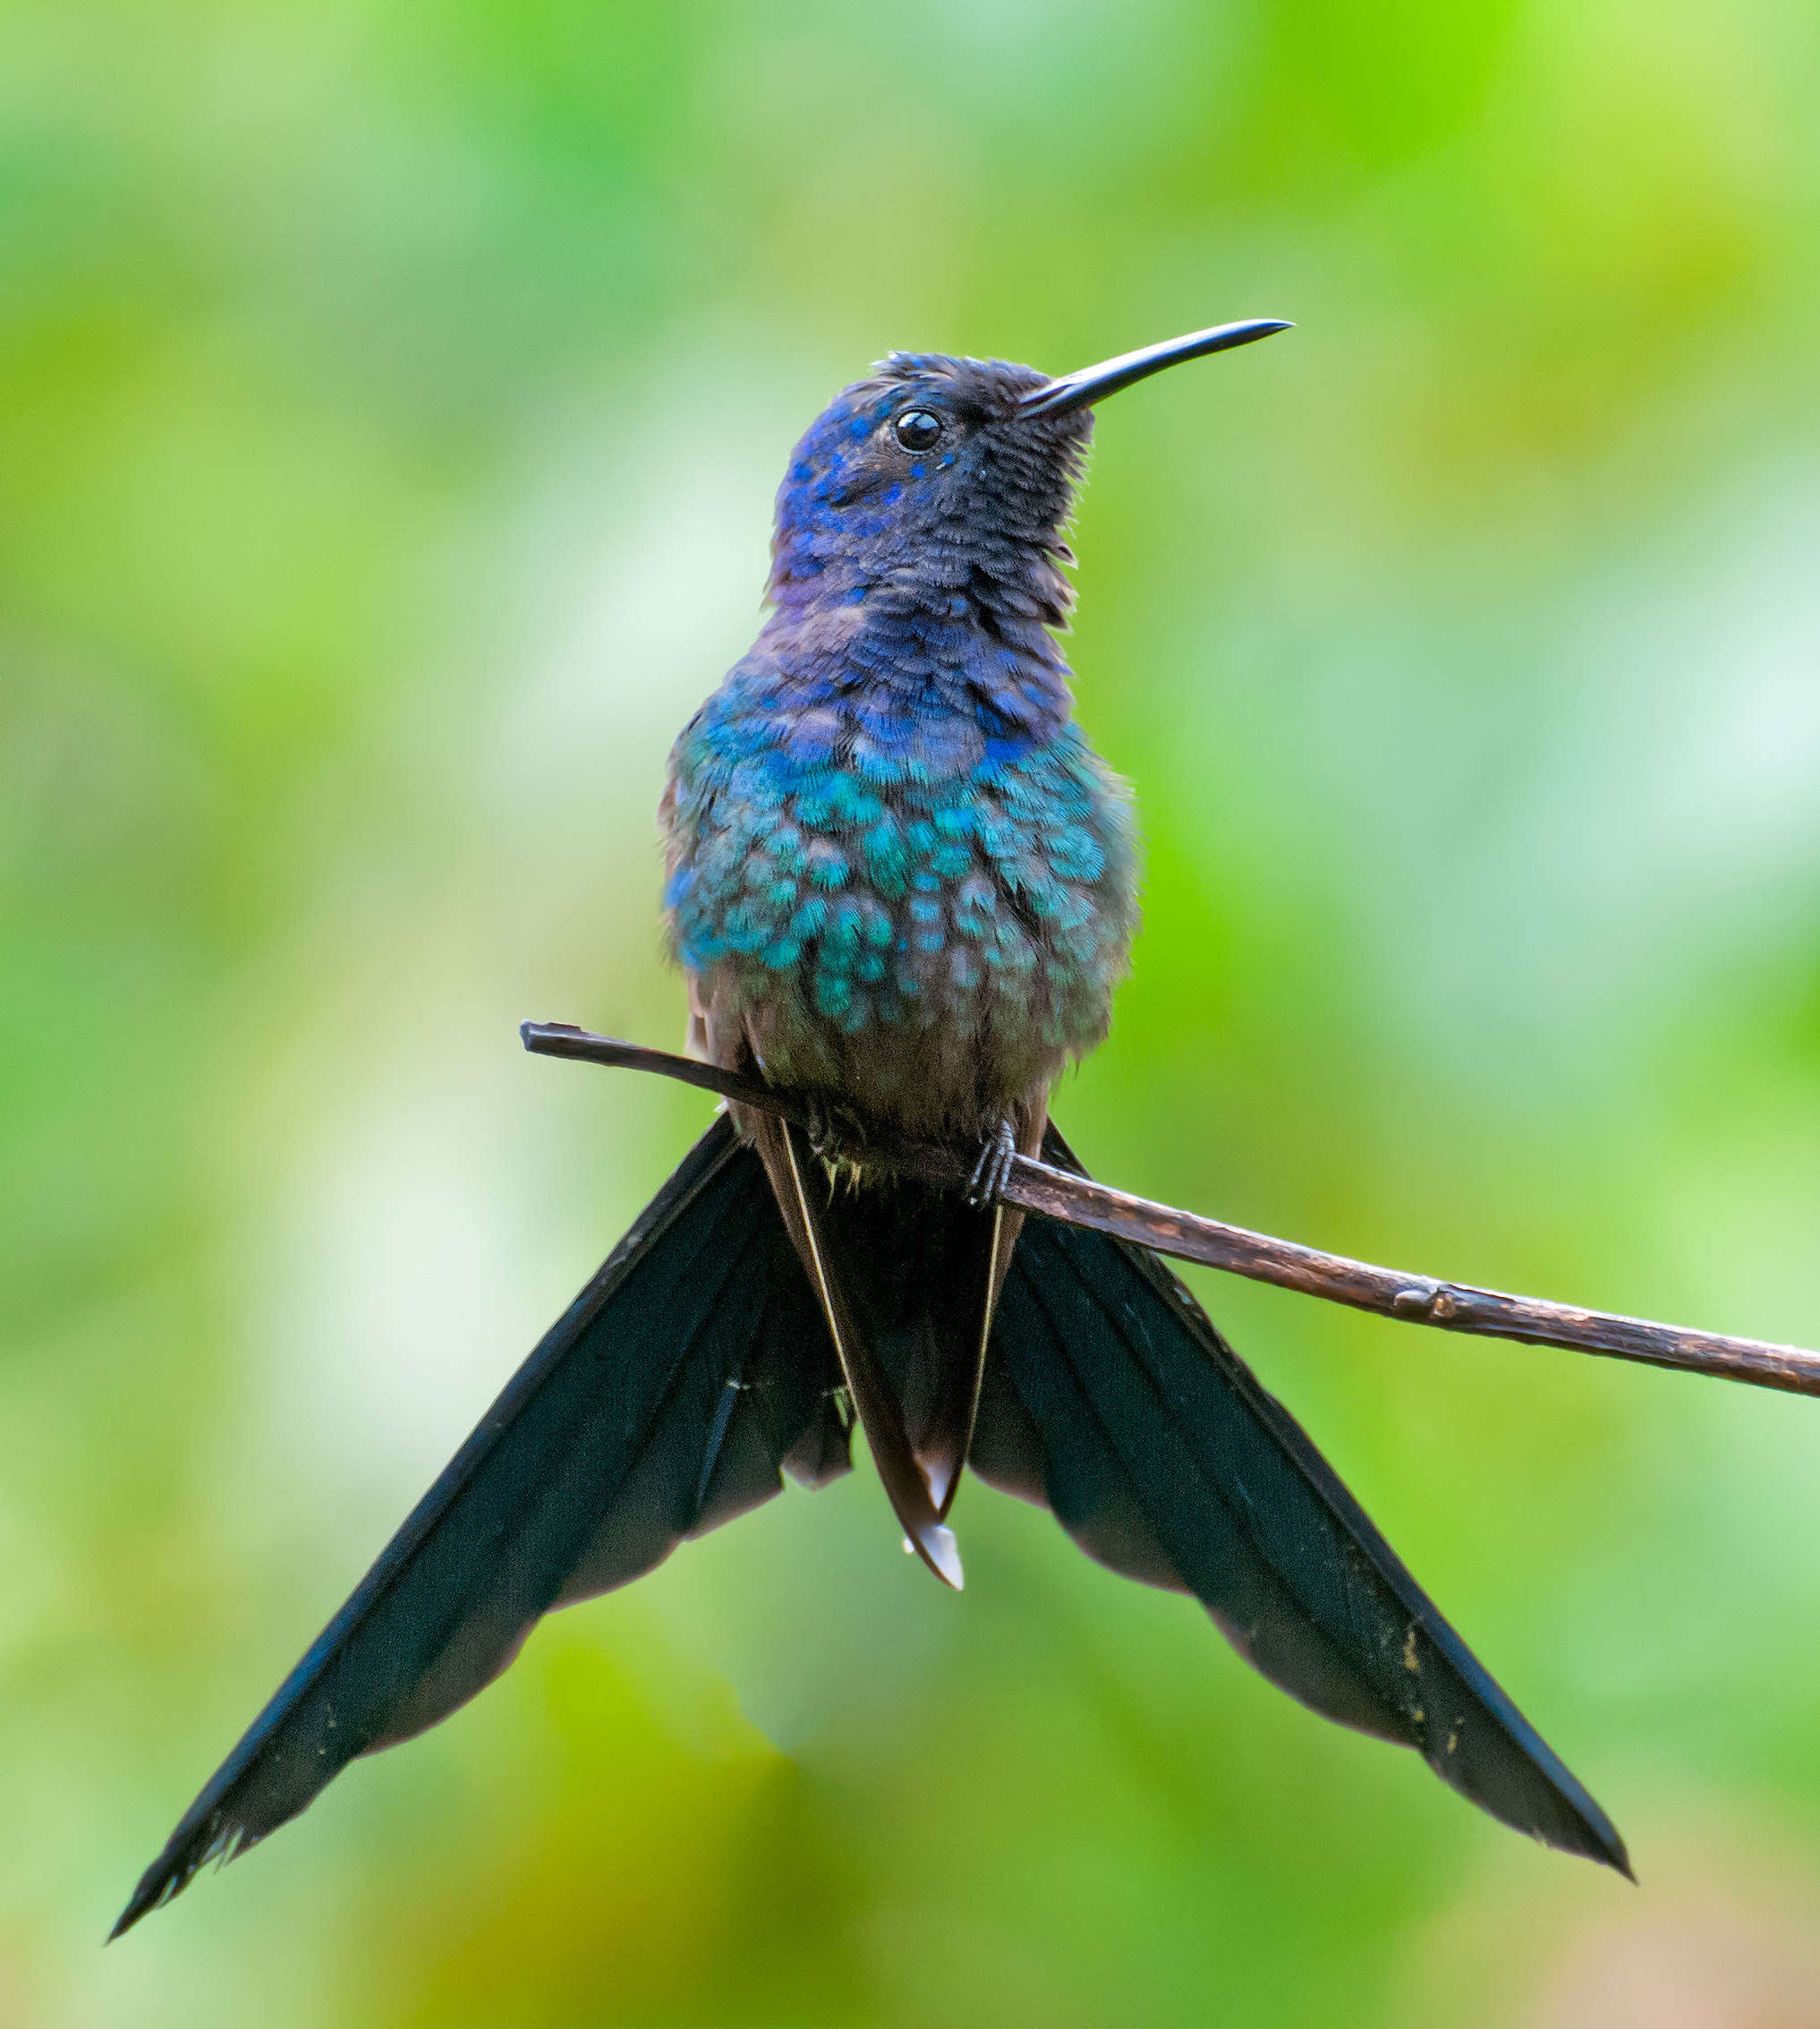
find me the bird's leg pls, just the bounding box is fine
[966,1116,1018,1206]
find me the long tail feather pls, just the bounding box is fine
[971,1125,1629,1875]
[744,1112,971,1587]
[113,1117,843,1938]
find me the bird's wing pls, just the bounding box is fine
[969,1122,1629,1875]
[114,1115,846,1937]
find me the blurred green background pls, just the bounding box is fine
[5,0,1820,2022]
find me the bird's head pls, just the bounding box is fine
[766,320,1290,629]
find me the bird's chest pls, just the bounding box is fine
[667,705,1127,1069]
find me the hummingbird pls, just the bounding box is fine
[114,321,1627,1936]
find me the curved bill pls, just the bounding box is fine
[1019,318,1293,419]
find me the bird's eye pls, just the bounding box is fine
[894,409,942,453]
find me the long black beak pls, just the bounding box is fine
[1018,318,1292,419]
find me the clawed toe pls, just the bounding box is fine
[966,1118,1017,1206]
[804,1096,865,1170]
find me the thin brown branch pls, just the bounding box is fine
[522,1021,1820,1402]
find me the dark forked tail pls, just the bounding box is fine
[115,1113,1625,1936]
[112,1117,846,1937]
[969,1125,1630,1874]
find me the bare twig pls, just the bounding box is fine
[523,1021,1820,1402]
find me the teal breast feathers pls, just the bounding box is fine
[663,713,1137,1119]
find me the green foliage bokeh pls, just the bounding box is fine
[4,0,1820,2021]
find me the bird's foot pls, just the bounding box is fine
[966,1118,1018,1206]
[804,1095,867,1176]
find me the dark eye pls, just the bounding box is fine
[894,409,942,453]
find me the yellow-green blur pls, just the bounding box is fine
[4,0,1820,2021]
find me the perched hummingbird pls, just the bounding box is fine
[114,322,1627,1936]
